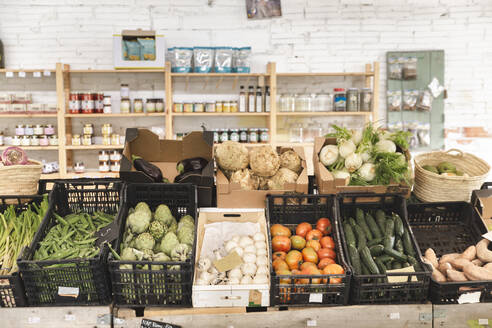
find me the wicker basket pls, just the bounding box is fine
[0,160,43,196]
[414,149,490,202]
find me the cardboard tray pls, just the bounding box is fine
[313,137,411,197]
[216,146,309,208]
[120,129,214,207]
[192,209,270,307]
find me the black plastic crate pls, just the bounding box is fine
[407,201,492,304]
[108,183,197,307]
[17,179,123,306]
[266,194,350,307]
[337,193,431,305]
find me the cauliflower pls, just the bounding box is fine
[249,145,280,177]
[215,141,249,171]
[135,232,155,251]
[280,150,302,174]
[154,204,175,227]
[149,221,165,240]
[127,212,150,234]
[160,232,179,256]
[267,168,299,190]
[230,169,260,190]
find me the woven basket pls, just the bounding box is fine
[414,149,490,202]
[0,160,42,197]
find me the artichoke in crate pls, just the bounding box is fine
[171,243,192,262]
[160,232,179,256]
[155,204,175,227]
[135,202,152,217]
[178,215,195,230]
[151,252,171,270]
[135,232,155,251]
[177,225,195,247]
[149,220,165,240]
[127,212,151,234]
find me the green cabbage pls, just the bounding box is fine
[160,232,179,256]
[135,232,155,251]
[154,204,175,227]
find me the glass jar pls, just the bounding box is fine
[289,123,303,143]
[69,93,81,114]
[260,128,269,143]
[146,99,156,113]
[173,102,184,113]
[15,125,25,136]
[72,134,81,146]
[82,134,92,146]
[103,105,112,114]
[346,88,359,112]
[82,93,94,114]
[248,128,259,143]
[31,136,39,146]
[229,129,240,142]
[111,134,120,145]
[110,150,122,162]
[24,124,34,136]
[315,93,333,112]
[120,98,131,113]
[194,102,204,113]
[134,99,143,113]
[95,93,104,113]
[103,95,111,106]
[239,128,248,143]
[295,93,312,112]
[215,101,223,113]
[360,88,373,112]
[183,103,193,113]
[99,160,110,173]
[49,135,58,146]
[212,129,219,143]
[230,101,238,113]
[83,123,94,135]
[155,99,164,112]
[74,162,85,174]
[102,135,111,146]
[333,88,346,112]
[219,129,229,143]
[120,84,129,98]
[110,161,120,172]
[223,101,231,113]
[33,124,44,136]
[205,102,216,113]
[99,151,109,161]
[39,135,49,146]
[21,135,30,146]
[280,94,295,112]
[44,124,55,135]
[12,136,21,146]
[102,124,112,136]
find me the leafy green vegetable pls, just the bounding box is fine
[388,131,412,151]
[325,125,352,142]
[372,152,410,185]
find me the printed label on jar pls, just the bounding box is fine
[69,100,80,111]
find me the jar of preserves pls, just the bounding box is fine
[205,102,216,113]
[219,129,229,143]
[110,150,122,162]
[146,99,156,113]
[173,102,183,113]
[31,135,39,146]
[260,128,269,143]
[120,84,129,98]
[69,93,81,114]
[103,95,111,106]
[49,135,58,146]
[21,135,30,146]
[15,125,24,136]
[360,88,373,112]
[229,129,240,142]
[102,135,111,146]
[223,101,231,113]
[82,93,94,114]
[333,88,346,112]
[12,136,21,146]
[82,134,92,146]
[111,134,120,145]
[248,128,259,143]
[33,124,44,136]
[74,162,85,174]
[155,99,164,112]
[103,105,112,114]
[39,135,49,146]
[346,88,359,112]
[194,103,205,113]
[102,124,113,136]
[95,93,104,113]
[83,123,94,135]
[99,150,109,161]
[134,99,143,113]
[230,101,238,113]
[215,101,223,113]
[99,160,110,173]
[239,128,248,143]
[120,98,131,113]
[183,103,193,113]
[44,124,55,135]
[24,124,34,136]
[110,161,120,172]
[72,134,81,146]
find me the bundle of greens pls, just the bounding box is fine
[320,124,412,186]
[0,195,49,275]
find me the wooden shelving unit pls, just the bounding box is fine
[2,61,379,178]
[0,146,58,151]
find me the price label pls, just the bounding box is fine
[5,71,14,78]
[65,314,76,321]
[58,286,79,298]
[308,293,322,303]
[18,71,26,78]
[33,71,42,78]
[458,291,481,304]
[43,70,51,77]
[28,317,40,324]
[390,312,400,320]
[478,319,489,325]
[307,319,317,326]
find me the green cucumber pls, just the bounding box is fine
[384,247,408,262]
[365,213,382,239]
[392,261,403,270]
[353,225,367,250]
[348,217,357,228]
[384,217,395,237]
[374,258,387,274]
[402,229,416,257]
[393,213,404,238]
[360,246,380,274]
[356,209,373,240]
[361,262,370,275]
[376,255,394,263]
[369,244,385,256]
[394,238,404,254]
[348,244,362,274]
[375,210,387,232]
[343,223,356,247]
[383,236,395,250]
[407,256,422,271]
[367,237,383,247]
[402,262,410,268]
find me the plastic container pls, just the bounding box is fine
[18,179,123,306]
[266,194,350,307]
[108,183,198,307]
[337,193,431,305]
[407,201,492,304]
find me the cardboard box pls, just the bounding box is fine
[113,30,166,69]
[216,146,309,208]
[192,209,270,307]
[313,137,411,196]
[120,129,214,207]
[471,184,492,230]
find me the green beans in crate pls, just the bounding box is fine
[17,179,123,306]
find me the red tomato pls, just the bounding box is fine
[302,247,319,264]
[285,250,303,270]
[297,266,322,284]
[290,235,306,250]
[318,258,336,270]
[320,236,335,249]
[316,218,332,235]
[277,269,293,284]
[272,235,291,252]
[306,240,321,252]
[273,251,287,261]
[317,248,336,260]
[300,261,317,271]
[322,264,345,284]
[306,229,323,241]
[271,224,291,238]
[295,222,312,238]
[273,259,289,272]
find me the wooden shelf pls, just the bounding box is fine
[65,171,119,178]
[65,113,166,118]
[171,72,266,77]
[67,69,165,73]
[0,69,55,73]
[40,173,61,179]
[277,112,370,116]
[0,146,58,150]
[0,113,57,118]
[66,145,124,150]
[277,72,373,77]
[172,112,269,117]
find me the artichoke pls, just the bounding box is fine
[142,249,154,260]
[178,215,195,229]
[149,220,165,240]
[135,232,155,251]
[121,247,137,261]
[168,218,178,234]
[155,204,175,227]
[171,243,192,262]
[127,212,151,234]
[160,232,179,256]
[135,202,152,218]
[177,225,195,246]
[151,252,171,270]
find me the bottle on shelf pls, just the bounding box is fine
[248,86,255,113]
[264,86,270,112]
[256,86,262,113]
[239,86,246,112]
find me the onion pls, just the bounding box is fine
[224,240,238,253]
[256,247,267,256]
[232,246,244,257]
[256,265,269,275]
[253,232,265,242]
[243,245,256,254]
[243,252,256,264]
[358,163,376,182]
[254,241,266,251]
[253,274,269,284]
[319,145,339,166]
[332,170,351,181]
[240,276,253,284]
[239,236,254,248]
[339,140,356,158]
[228,268,243,280]
[345,153,362,173]
[241,263,257,276]
[256,256,268,267]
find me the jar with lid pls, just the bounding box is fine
[39,135,49,146]
[215,101,223,113]
[72,134,81,146]
[173,103,183,113]
[23,125,33,136]
[83,123,94,135]
[146,99,156,113]
[230,101,238,113]
[280,94,295,112]
[219,129,229,143]
[111,134,120,145]
[248,128,259,143]
[333,88,346,112]
[103,105,112,114]
[183,103,193,113]
[315,92,333,112]
[212,129,219,144]
[155,99,164,112]
[33,124,44,136]
[74,162,85,174]
[82,134,92,146]
[31,135,39,146]
[44,124,55,135]
[102,135,111,146]
[110,150,122,162]
[15,125,25,136]
[346,88,359,112]
[49,135,58,146]
[360,88,372,112]
[295,93,312,112]
[223,101,231,113]
[205,102,216,113]
[12,136,21,146]
[134,99,143,113]
[194,103,205,113]
[99,160,110,173]
[69,93,81,114]
[99,151,109,161]
[102,124,113,136]
[95,93,104,113]
[82,93,94,114]
[229,129,240,142]
[21,135,30,146]
[260,128,269,143]
[110,161,120,172]
[103,95,111,106]
[120,84,129,98]
[120,98,131,113]
[239,128,248,143]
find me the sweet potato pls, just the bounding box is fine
[432,267,447,282]
[450,258,472,271]
[424,248,439,269]
[472,258,484,266]
[484,263,492,271]
[439,253,460,264]
[476,239,492,263]
[463,263,492,281]
[446,269,468,282]
[438,262,452,276]
[461,245,476,261]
